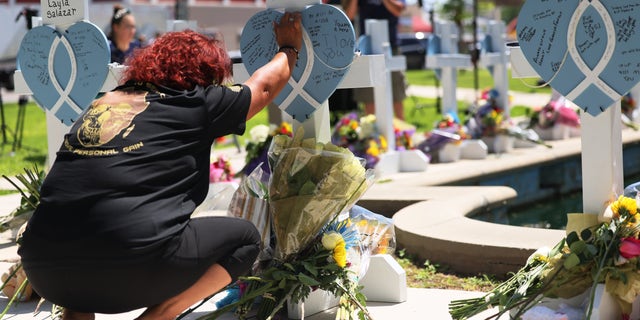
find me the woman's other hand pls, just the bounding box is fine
[274,12,302,52]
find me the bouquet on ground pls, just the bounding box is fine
[417,113,469,161]
[393,118,416,151]
[449,195,640,320]
[204,127,376,320]
[332,113,387,169]
[528,94,580,131]
[209,155,236,183]
[465,89,509,139]
[466,89,551,147]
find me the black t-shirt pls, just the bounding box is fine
[27,82,251,249]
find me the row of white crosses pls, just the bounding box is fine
[235,0,427,174]
[426,20,510,115]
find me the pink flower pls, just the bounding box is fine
[209,165,225,182]
[619,237,640,259]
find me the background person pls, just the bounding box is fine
[18,12,303,320]
[343,0,408,120]
[108,4,143,64]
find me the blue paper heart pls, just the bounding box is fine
[240,4,355,121]
[517,0,640,116]
[18,21,110,124]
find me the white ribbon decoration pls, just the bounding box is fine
[47,33,83,116]
[564,0,620,105]
[279,29,322,119]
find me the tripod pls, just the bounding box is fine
[0,67,28,154]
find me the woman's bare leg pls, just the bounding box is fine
[62,310,95,320]
[135,264,231,320]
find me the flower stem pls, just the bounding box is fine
[586,235,617,320]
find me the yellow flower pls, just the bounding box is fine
[379,136,388,151]
[322,232,344,250]
[367,140,380,157]
[611,195,638,219]
[526,246,550,265]
[333,241,347,268]
[278,122,293,135]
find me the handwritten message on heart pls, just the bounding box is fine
[18,21,109,124]
[240,4,355,121]
[517,0,640,116]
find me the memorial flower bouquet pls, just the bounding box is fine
[394,126,415,151]
[239,122,293,177]
[332,113,387,169]
[449,195,640,320]
[417,113,469,161]
[209,155,235,183]
[621,93,639,131]
[202,128,376,320]
[528,97,581,130]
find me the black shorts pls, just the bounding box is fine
[19,216,260,314]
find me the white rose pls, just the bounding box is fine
[249,125,270,143]
[322,232,344,250]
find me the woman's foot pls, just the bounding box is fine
[62,309,95,320]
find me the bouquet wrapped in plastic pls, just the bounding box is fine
[269,129,375,261]
[331,113,387,169]
[350,206,396,256]
[227,166,271,255]
[200,128,376,320]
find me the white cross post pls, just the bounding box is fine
[479,21,510,113]
[508,44,624,217]
[426,21,472,116]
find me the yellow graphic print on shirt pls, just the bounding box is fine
[77,95,149,147]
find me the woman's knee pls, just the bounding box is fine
[232,218,261,247]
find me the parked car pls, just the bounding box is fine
[397,32,429,70]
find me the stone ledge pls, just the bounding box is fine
[392,186,565,278]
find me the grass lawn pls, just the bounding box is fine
[0,103,48,177]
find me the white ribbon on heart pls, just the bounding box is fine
[278,28,357,120]
[564,0,620,104]
[279,29,317,119]
[47,34,83,116]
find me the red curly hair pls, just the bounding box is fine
[122,30,232,90]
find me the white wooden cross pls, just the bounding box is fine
[235,0,395,147]
[479,21,510,114]
[509,45,623,216]
[426,20,472,116]
[427,20,511,115]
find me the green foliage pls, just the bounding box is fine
[0,165,44,234]
[198,242,369,320]
[0,103,47,176]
